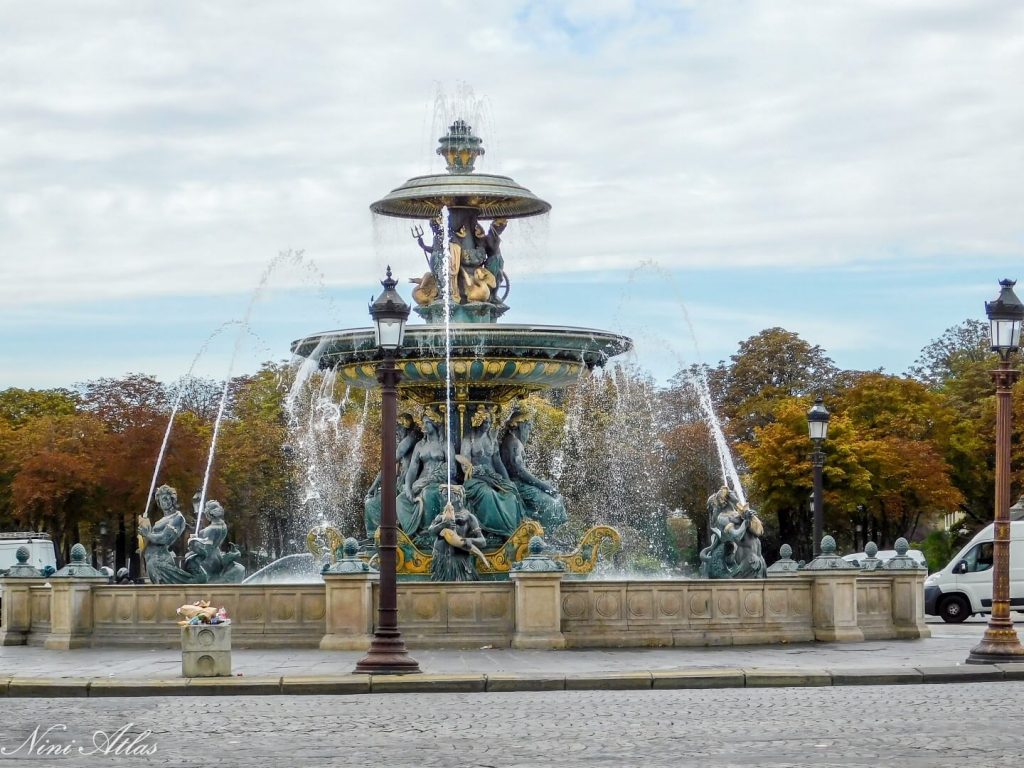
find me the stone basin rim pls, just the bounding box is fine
[291,324,634,381]
[369,172,551,220]
[292,324,633,354]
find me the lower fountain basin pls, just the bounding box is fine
[291,324,632,403]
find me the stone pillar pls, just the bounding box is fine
[321,571,380,651]
[803,535,863,643]
[808,573,864,643]
[45,578,108,650]
[44,543,109,650]
[0,578,45,646]
[509,536,566,650]
[889,571,930,639]
[510,571,565,649]
[885,539,931,640]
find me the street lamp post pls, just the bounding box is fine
[807,396,830,557]
[99,520,107,570]
[355,267,421,675]
[968,278,1024,664]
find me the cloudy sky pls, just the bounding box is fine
[2,0,1023,388]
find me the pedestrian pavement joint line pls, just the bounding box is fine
[1,665,1021,697]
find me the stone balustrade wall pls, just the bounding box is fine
[855,575,896,640]
[559,578,816,647]
[7,584,325,648]
[388,581,515,648]
[0,571,928,650]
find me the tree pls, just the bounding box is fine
[716,327,838,442]
[79,374,168,432]
[741,398,871,560]
[556,365,671,562]
[3,413,108,559]
[0,388,79,428]
[217,364,296,560]
[659,366,722,552]
[834,372,963,542]
[909,320,1018,529]
[908,319,992,390]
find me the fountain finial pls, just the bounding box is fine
[437,119,485,174]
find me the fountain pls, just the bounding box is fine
[291,120,631,578]
[1,118,930,653]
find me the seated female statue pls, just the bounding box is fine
[459,405,526,542]
[396,408,450,541]
[364,413,421,537]
[499,409,567,533]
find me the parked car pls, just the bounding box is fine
[924,521,1024,623]
[842,549,927,570]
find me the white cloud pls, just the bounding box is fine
[1,1,1022,383]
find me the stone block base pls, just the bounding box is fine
[182,650,232,677]
[813,627,864,643]
[181,625,232,678]
[0,630,28,647]
[43,634,92,650]
[511,632,566,650]
[319,633,372,651]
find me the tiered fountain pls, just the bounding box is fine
[292,120,631,579]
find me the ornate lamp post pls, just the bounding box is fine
[355,267,421,675]
[968,278,1024,664]
[807,397,830,556]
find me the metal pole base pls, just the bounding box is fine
[354,631,421,675]
[966,620,1024,664]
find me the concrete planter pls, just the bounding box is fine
[181,624,231,677]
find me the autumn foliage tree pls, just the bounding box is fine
[0,315,1001,572]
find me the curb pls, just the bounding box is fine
[3,665,1024,697]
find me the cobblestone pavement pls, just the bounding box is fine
[0,617,1007,679]
[0,682,1019,767]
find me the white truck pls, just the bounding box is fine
[924,520,1024,623]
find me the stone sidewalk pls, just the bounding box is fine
[2,617,1022,696]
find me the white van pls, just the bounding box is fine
[0,532,57,573]
[924,520,1024,623]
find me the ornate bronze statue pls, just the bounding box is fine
[410,215,445,306]
[139,485,193,584]
[184,499,245,583]
[364,413,422,537]
[459,404,526,542]
[427,488,487,581]
[462,264,497,303]
[698,486,766,579]
[397,408,451,541]
[500,406,567,533]
[483,218,507,303]
[410,209,507,311]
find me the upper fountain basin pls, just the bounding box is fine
[291,324,633,402]
[369,172,551,220]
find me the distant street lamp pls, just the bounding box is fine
[99,520,107,570]
[968,279,1024,664]
[807,397,830,556]
[355,267,420,676]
